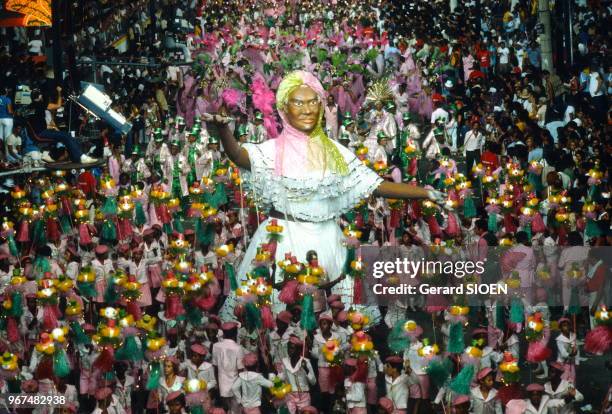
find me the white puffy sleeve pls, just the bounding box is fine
[240,141,383,222]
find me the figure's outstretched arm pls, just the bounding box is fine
[373,181,445,202]
[206,114,251,170]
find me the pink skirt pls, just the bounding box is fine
[79,368,98,395]
[561,362,576,383]
[155,288,165,303]
[367,377,378,405]
[349,408,367,414]
[242,408,261,414]
[137,281,153,307]
[147,264,162,288]
[147,389,160,409]
[318,366,342,394]
[409,374,430,399]
[286,392,311,414]
[94,278,107,303]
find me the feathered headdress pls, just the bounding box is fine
[365,78,394,106]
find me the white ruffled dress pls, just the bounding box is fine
[219,139,384,321]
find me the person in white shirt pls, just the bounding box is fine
[91,244,115,306]
[181,343,216,393]
[212,322,245,413]
[231,353,274,413]
[166,392,189,414]
[470,368,502,414]
[507,383,576,414]
[5,128,21,162]
[588,68,607,124]
[463,121,485,175]
[269,310,293,373]
[383,355,419,413]
[344,358,367,413]
[421,126,443,160]
[28,38,43,55]
[430,103,449,125]
[372,132,391,165]
[555,318,579,384]
[280,336,317,414]
[544,362,584,414]
[497,42,510,74]
[92,387,126,414]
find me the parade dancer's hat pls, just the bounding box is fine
[154,128,164,142]
[237,124,249,136]
[131,145,142,156]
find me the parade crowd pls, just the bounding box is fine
[0,0,610,413]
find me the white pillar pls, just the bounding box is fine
[538,0,554,73]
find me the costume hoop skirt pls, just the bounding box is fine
[219,140,384,322]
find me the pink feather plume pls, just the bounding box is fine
[221,88,243,109]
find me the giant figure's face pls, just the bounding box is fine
[285,85,321,134]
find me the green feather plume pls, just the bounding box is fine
[135,202,147,227]
[585,219,602,238]
[190,407,205,414]
[251,266,271,280]
[300,294,316,331]
[344,247,356,275]
[70,321,91,345]
[78,281,96,298]
[463,197,476,218]
[245,302,262,329]
[226,263,238,291]
[387,320,410,354]
[146,361,162,390]
[568,289,580,315]
[173,215,185,234]
[495,302,505,330]
[427,358,453,388]
[59,216,72,234]
[510,298,524,323]
[116,335,143,361]
[186,306,204,326]
[447,323,465,354]
[9,292,23,318]
[101,221,117,241]
[195,219,213,245]
[101,197,117,216]
[7,234,19,256]
[53,348,71,378]
[104,275,119,304]
[32,220,46,246]
[488,213,498,233]
[449,364,475,395]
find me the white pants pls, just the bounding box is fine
[0,117,13,140]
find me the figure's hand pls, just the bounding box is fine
[201,113,215,122]
[427,189,446,204]
[203,113,232,124]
